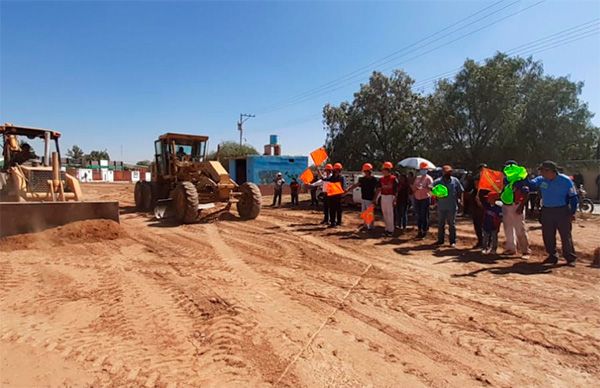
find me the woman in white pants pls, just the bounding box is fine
[374,162,398,237]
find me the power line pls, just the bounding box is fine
[256,0,514,112]
[412,19,599,89]
[261,19,599,132]
[256,0,547,115]
[260,0,547,113]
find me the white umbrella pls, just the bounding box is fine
[398,157,436,170]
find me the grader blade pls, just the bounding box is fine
[154,198,173,220]
[153,198,215,220]
[0,201,120,238]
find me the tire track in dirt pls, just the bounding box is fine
[197,225,392,385]
[216,217,498,386]
[254,211,600,385]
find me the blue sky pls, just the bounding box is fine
[1,0,599,163]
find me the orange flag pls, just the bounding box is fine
[310,147,328,166]
[299,168,314,185]
[478,167,504,193]
[326,182,344,196]
[360,205,375,224]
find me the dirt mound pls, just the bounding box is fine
[0,219,127,251]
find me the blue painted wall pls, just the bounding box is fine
[228,159,237,181]
[229,155,308,185]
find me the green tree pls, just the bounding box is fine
[66,145,84,159]
[426,54,536,168]
[136,160,151,166]
[425,53,598,168]
[86,149,110,161]
[323,70,426,170]
[207,141,259,164]
[514,75,599,164]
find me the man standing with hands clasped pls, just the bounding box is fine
[529,161,579,266]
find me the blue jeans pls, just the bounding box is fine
[437,208,457,244]
[415,198,430,232]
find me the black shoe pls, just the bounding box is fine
[328,223,337,228]
[415,231,423,239]
[320,220,329,225]
[542,256,558,265]
[435,240,444,246]
[565,256,577,266]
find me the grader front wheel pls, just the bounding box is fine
[134,181,153,211]
[237,182,262,219]
[173,182,199,224]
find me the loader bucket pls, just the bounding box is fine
[0,201,120,238]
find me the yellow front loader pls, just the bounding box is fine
[0,124,119,237]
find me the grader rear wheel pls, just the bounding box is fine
[237,182,262,219]
[173,181,199,224]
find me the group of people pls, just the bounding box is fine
[271,172,300,207]
[277,158,580,266]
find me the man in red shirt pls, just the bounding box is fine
[374,162,398,237]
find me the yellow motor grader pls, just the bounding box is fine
[0,123,119,237]
[135,132,261,223]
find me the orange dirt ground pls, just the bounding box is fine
[1,182,599,387]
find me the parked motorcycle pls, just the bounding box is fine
[577,185,594,213]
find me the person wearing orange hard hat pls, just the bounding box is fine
[411,161,434,239]
[323,162,346,227]
[346,162,378,230]
[374,161,398,237]
[310,163,334,224]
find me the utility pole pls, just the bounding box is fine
[237,113,255,145]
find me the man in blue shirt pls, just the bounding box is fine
[529,161,579,265]
[433,165,464,247]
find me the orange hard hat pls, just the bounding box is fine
[324,163,333,171]
[362,163,373,171]
[382,161,393,170]
[333,162,343,170]
[419,161,429,169]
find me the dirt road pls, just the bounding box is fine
[1,183,599,387]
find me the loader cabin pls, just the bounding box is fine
[0,124,62,170]
[154,133,208,176]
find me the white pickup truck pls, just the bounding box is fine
[315,171,383,207]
